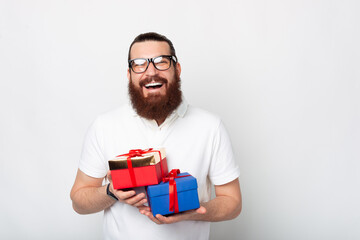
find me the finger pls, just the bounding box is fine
[155,214,168,223]
[145,212,162,224]
[124,193,147,205]
[137,206,151,211]
[107,170,112,182]
[155,214,165,220]
[132,197,148,207]
[138,207,151,215]
[115,189,136,200]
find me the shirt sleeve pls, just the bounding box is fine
[78,117,108,178]
[208,120,240,185]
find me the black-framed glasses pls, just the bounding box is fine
[128,55,177,73]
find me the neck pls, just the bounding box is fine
[155,117,166,126]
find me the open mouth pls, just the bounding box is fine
[144,82,163,89]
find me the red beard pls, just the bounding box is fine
[128,72,182,121]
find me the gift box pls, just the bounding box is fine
[109,148,168,189]
[146,169,200,216]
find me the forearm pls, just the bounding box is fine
[190,195,242,222]
[71,184,116,214]
[186,179,242,222]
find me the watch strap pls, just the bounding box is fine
[106,183,118,201]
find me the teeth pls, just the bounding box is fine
[145,82,163,88]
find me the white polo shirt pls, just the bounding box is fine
[79,99,240,240]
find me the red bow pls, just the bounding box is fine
[162,169,190,213]
[117,148,165,187]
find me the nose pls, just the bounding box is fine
[145,61,158,76]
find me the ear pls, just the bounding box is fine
[175,62,181,78]
[127,68,131,82]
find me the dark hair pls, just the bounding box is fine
[128,32,176,61]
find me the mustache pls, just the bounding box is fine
[139,76,168,87]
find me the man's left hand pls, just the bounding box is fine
[137,205,206,224]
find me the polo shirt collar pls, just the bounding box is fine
[175,97,188,118]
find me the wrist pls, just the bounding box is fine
[106,183,118,201]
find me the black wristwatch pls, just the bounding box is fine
[106,183,118,201]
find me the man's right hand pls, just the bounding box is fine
[107,170,148,207]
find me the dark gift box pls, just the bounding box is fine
[109,148,168,189]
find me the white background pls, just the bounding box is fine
[1,0,359,239]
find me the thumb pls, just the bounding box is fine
[196,206,207,215]
[107,170,112,182]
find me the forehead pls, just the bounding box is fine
[130,41,171,59]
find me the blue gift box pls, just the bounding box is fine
[146,172,200,216]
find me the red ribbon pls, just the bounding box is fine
[116,148,165,187]
[162,169,190,213]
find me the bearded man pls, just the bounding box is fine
[70,32,242,240]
